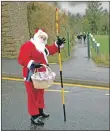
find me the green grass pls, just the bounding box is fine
[48,41,74,63]
[90,35,109,67]
[94,35,109,54]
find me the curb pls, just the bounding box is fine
[49,63,57,65]
[91,56,109,68]
[2,72,109,88]
[97,65,109,68]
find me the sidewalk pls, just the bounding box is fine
[2,39,109,87]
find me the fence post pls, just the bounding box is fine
[94,41,97,52]
[87,32,90,59]
[67,31,70,56]
[96,43,100,55]
[92,38,95,48]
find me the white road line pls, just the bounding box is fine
[105,93,110,96]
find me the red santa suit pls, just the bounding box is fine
[18,29,59,116]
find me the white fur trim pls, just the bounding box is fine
[55,41,58,47]
[27,60,34,69]
[43,52,48,63]
[55,41,64,48]
[24,77,26,81]
[30,38,34,44]
[34,29,48,39]
[45,47,49,56]
[44,39,47,45]
[30,38,36,47]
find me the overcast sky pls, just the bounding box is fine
[59,2,109,15]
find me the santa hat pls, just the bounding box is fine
[34,28,48,39]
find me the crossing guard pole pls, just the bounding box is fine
[55,8,66,122]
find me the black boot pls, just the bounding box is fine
[39,108,50,118]
[31,115,44,126]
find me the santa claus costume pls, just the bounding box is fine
[18,29,65,125]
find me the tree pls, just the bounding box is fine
[82,16,90,33]
[50,1,61,8]
[85,1,103,34]
[99,9,109,34]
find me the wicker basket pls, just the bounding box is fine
[31,64,55,89]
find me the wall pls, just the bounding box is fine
[1,2,30,58]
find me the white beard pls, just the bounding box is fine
[33,37,45,53]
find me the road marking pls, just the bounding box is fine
[2,77,24,81]
[45,89,69,93]
[2,77,69,93]
[105,94,110,96]
[54,82,109,90]
[2,77,109,90]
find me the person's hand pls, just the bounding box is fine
[56,37,66,47]
[31,62,42,69]
[34,63,42,68]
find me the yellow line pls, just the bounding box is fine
[1,77,69,93]
[2,77,24,81]
[54,82,109,90]
[45,89,69,93]
[2,77,109,90]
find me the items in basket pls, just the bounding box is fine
[31,71,56,81]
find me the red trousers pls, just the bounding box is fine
[24,81,45,116]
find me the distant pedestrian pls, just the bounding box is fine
[83,32,86,44]
[77,33,82,44]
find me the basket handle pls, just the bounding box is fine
[41,64,53,74]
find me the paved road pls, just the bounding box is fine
[2,80,109,130]
[2,39,109,86]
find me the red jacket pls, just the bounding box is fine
[18,40,58,80]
